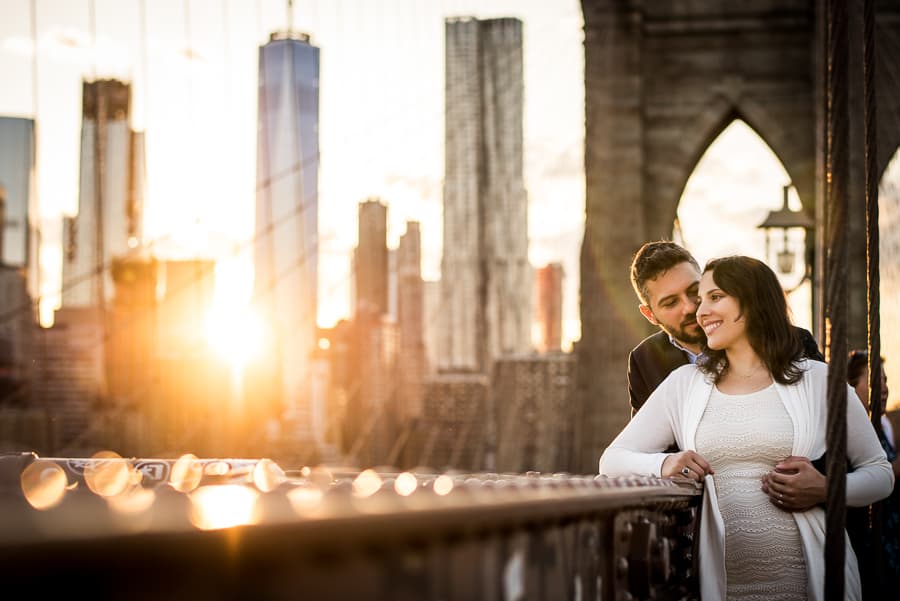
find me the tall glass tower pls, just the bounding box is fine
[255,31,320,437]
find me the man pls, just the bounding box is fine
[627,240,824,415]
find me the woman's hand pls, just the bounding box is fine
[761,456,826,511]
[661,451,714,482]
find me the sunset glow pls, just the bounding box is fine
[205,256,262,370]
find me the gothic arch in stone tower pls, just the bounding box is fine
[574,0,900,473]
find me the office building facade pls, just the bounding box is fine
[397,221,427,421]
[255,31,320,438]
[355,198,388,317]
[0,117,39,299]
[62,79,145,309]
[439,17,531,372]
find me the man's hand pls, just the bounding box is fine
[761,456,826,511]
[661,450,714,482]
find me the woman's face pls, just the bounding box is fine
[697,270,746,351]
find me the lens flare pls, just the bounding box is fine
[204,461,231,477]
[84,451,131,497]
[352,469,382,498]
[107,487,156,515]
[21,461,68,510]
[286,486,324,515]
[171,454,204,493]
[308,466,334,488]
[433,475,454,496]
[189,485,260,530]
[253,458,285,493]
[394,472,418,497]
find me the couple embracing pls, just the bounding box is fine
[599,241,894,601]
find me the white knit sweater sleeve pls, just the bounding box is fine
[598,367,686,477]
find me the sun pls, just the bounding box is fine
[204,256,263,370]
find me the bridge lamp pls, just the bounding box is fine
[758,184,814,277]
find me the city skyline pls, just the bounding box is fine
[2,0,879,354]
[0,0,586,348]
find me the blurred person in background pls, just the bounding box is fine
[847,349,900,600]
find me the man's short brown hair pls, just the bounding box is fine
[629,241,700,305]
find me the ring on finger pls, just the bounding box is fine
[681,467,691,476]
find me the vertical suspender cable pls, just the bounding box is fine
[89,0,106,315]
[862,0,884,594]
[824,0,850,598]
[30,0,42,320]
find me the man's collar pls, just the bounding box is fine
[667,334,702,364]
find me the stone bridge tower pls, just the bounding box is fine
[576,0,900,473]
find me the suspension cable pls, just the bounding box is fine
[824,0,850,597]
[863,0,884,595]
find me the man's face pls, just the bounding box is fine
[639,261,704,346]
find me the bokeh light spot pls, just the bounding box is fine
[21,460,68,510]
[84,451,131,497]
[433,475,454,496]
[253,458,285,493]
[352,469,382,498]
[171,454,204,493]
[394,472,418,497]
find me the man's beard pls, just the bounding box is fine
[659,317,704,346]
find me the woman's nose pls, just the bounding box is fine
[696,299,708,317]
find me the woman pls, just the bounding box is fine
[599,256,894,600]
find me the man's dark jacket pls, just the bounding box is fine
[627,327,825,415]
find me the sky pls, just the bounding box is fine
[0,0,587,346]
[2,0,880,357]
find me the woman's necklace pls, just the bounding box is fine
[732,362,764,379]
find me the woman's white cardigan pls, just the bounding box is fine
[599,360,894,601]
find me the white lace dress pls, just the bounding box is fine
[695,384,808,600]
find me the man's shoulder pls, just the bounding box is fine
[630,330,672,357]
[629,330,689,376]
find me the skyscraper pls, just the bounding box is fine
[440,17,531,372]
[62,79,145,309]
[534,263,564,353]
[0,116,39,299]
[255,30,320,438]
[355,198,388,317]
[397,221,427,421]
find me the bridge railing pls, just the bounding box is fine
[0,452,701,600]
